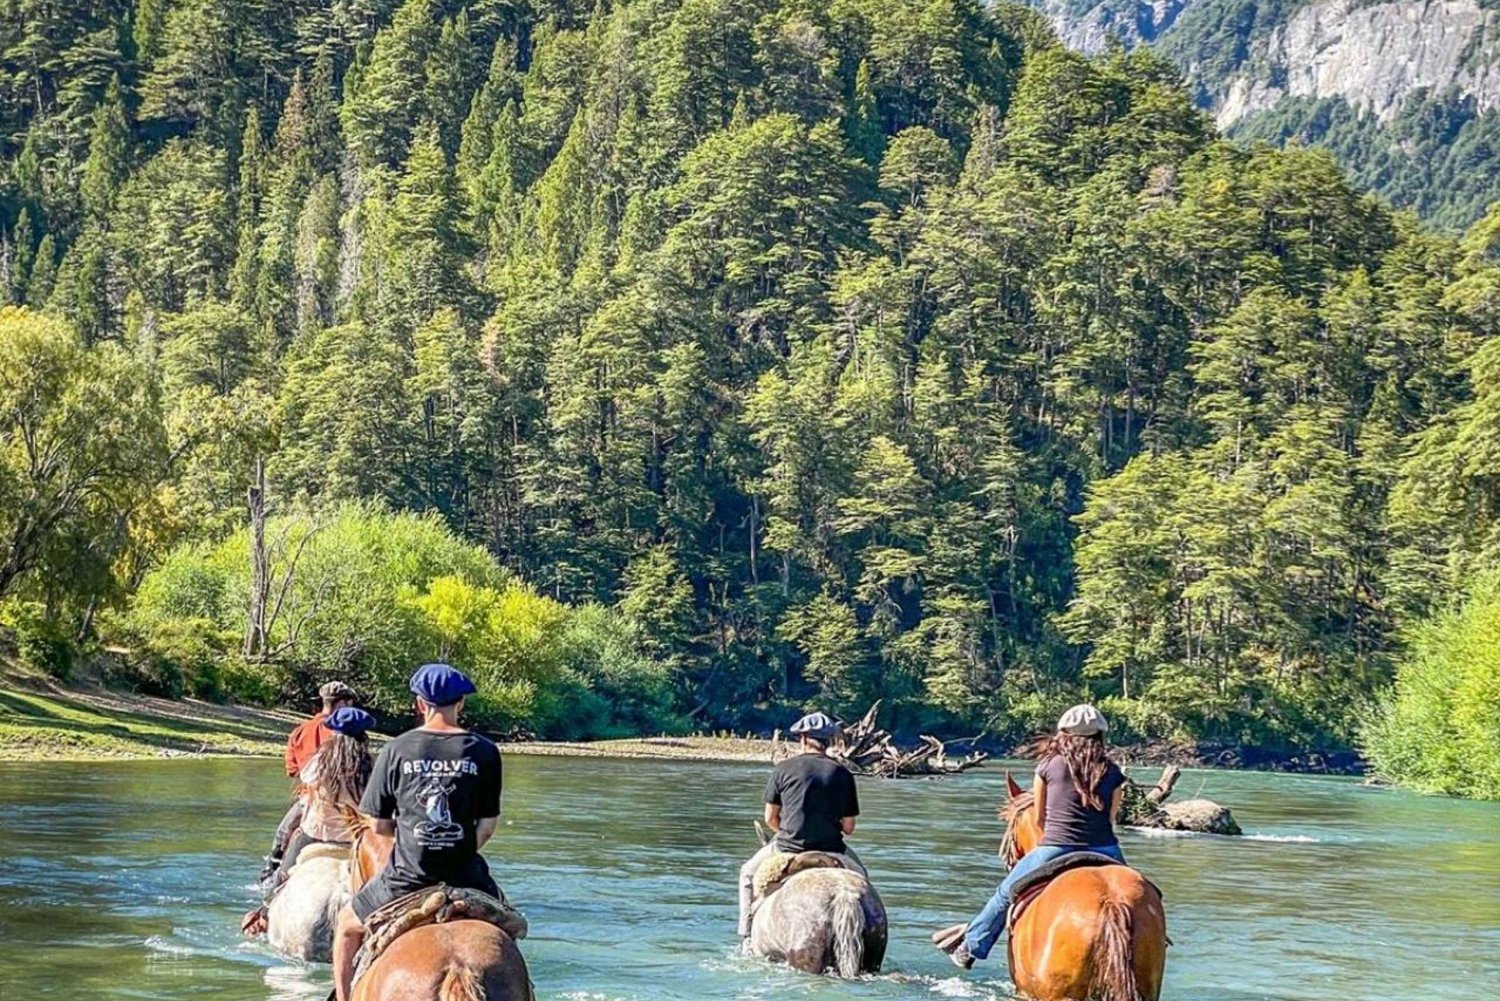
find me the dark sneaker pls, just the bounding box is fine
[949,942,975,970]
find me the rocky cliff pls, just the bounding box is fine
[1209,0,1499,128]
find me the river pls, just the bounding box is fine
[0,755,1496,1000]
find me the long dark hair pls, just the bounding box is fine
[310,731,373,807]
[1035,732,1112,810]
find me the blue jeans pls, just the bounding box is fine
[963,843,1126,960]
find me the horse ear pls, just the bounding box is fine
[1006,771,1022,798]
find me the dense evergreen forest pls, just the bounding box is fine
[2,0,1499,780]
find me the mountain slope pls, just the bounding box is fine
[1026,0,1500,228]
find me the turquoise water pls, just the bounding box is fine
[0,756,1496,999]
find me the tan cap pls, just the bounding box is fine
[319,681,357,701]
[1057,703,1108,736]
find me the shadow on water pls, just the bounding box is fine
[0,756,1496,1000]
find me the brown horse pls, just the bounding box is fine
[344,829,533,1001]
[997,774,1167,1001]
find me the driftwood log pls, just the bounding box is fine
[821,702,989,778]
[1121,763,1241,835]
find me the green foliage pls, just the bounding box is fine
[1363,572,1500,800]
[4,2,1500,772]
[0,600,77,678]
[126,504,677,737]
[0,308,166,624]
[1234,91,1500,233]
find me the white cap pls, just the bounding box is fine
[1056,703,1108,736]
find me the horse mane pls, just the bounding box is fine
[999,790,1035,867]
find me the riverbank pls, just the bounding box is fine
[511,735,777,762]
[0,670,784,764]
[0,666,296,760]
[0,670,1364,774]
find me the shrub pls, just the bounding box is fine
[124,502,676,738]
[1,600,77,679]
[1361,573,1500,800]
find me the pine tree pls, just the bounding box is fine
[230,106,268,310]
[845,60,884,166]
[341,0,441,170]
[9,210,36,305]
[80,74,130,224]
[26,233,57,306]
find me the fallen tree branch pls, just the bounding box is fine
[827,703,989,778]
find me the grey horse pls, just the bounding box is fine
[748,864,888,977]
[266,844,353,962]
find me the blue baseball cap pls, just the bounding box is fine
[326,706,376,737]
[409,663,477,707]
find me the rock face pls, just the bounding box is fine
[1211,0,1500,128]
[1152,798,1242,835]
[1025,0,1500,126]
[1025,0,1193,54]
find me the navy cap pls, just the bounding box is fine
[409,663,477,707]
[326,706,376,737]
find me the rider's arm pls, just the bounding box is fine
[840,816,857,836]
[476,815,499,849]
[764,803,781,831]
[1109,783,1125,828]
[1033,776,1048,832]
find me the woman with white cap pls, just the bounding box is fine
[948,703,1128,968]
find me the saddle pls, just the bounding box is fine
[1006,852,1146,930]
[352,885,528,985]
[753,851,855,899]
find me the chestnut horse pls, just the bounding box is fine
[346,829,532,1001]
[998,774,1167,1001]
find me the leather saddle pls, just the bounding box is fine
[752,850,853,899]
[352,884,528,985]
[1006,852,1135,929]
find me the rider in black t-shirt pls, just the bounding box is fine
[736,712,864,943]
[331,664,502,1001]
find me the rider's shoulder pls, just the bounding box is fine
[469,731,501,755]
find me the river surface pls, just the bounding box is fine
[0,755,1496,1000]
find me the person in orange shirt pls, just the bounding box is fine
[285,681,357,776]
[253,681,357,893]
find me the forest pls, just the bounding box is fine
[2,1,1499,789]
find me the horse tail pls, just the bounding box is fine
[1090,899,1142,1001]
[439,967,486,1001]
[831,883,866,978]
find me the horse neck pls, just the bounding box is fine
[1003,795,1042,863]
[351,829,394,891]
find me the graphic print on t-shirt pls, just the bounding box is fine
[401,757,482,849]
[415,774,464,847]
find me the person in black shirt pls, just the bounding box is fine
[331,664,503,1001]
[736,712,864,942]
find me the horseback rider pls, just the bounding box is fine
[331,664,503,1001]
[255,681,358,890]
[947,704,1127,969]
[242,707,377,936]
[737,712,864,944]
